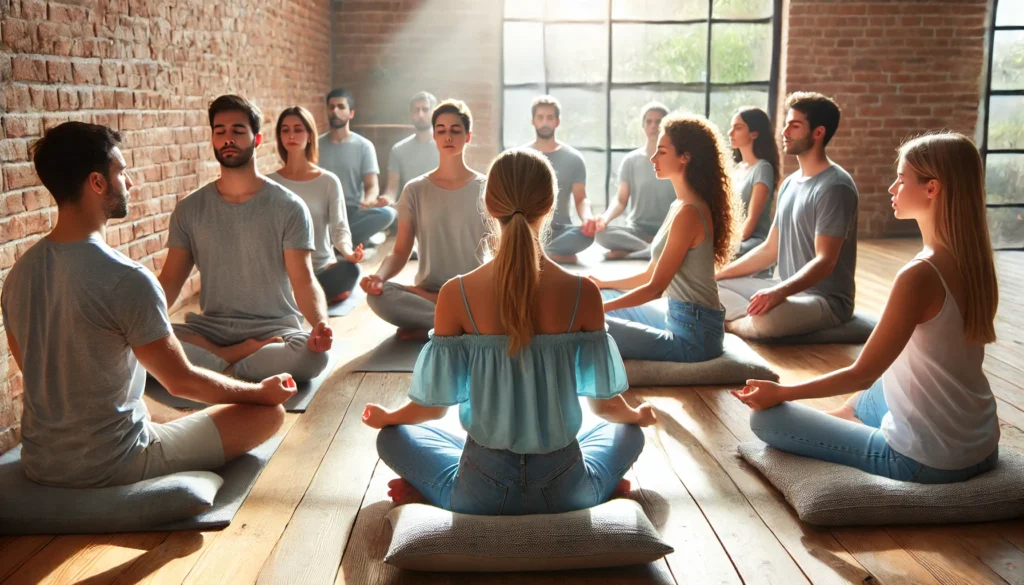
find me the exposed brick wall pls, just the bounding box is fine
[0,0,332,452]
[330,0,501,173]
[778,0,989,237]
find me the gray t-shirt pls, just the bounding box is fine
[396,174,489,291]
[619,148,676,232]
[775,164,859,321]
[1,236,172,487]
[388,134,439,199]
[734,159,775,242]
[318,132,379,208]
[537,145,586,226]
[167,179,315,333]
[269,171,352,272]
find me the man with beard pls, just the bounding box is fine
[383,91,440,203]
[715,92,859,339]
[318,88,396,248]
[159,95,333,384]
[526,95,598,263]
[1,121,294,488]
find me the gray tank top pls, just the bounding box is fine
[650,202,721,309]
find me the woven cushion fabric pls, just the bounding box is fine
[623,334,779,387]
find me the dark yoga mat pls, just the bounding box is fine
[145,345,344,412]
[328,286,366,317]
[350,337,427,373]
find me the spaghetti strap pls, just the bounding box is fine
[567,275,583,333]
[457,276,480,335]
[915,257,952,295]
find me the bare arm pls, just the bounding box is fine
[157,248,195,308]
[774,233,843,298]
[375,214,415,282]
[572,182,593,224]
[741,183,770,241]
[716,222,779,280]
[601,181,630,225]
[362,173,380,204]
[382,170,401,200]
[284,249,328,326]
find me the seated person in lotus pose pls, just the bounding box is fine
[1,121,294,488]
[735,133,999,484]
[594,102,676,260]
[269,106,364,304]
[727,106,779,257]
[361,148,655,514]
[590,114,736,363]
[159,95,333,383]
[715,92,859,340]
[361,99,489,341]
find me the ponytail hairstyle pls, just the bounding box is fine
[483,149,556,356]
[731,106,780,192]
[661,114,740,267]
[898,132,998,344]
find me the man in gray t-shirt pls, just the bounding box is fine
[716,92,859,339]
[318,88,397,248]
[383,92,440,202]
[160,96,333,382]
[3,120,294,488]
[595,103,675,260]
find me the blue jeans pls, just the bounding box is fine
[376,421,645,515]
[749,380,999,484]
[348,205,397,248]
[603,290,725,363]
[544,222,594,257]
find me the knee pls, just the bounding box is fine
[748,404,790,442]
[293,347,331,382]
[376,425,407,463]
[619,423,646,459]
[250,403,286,437]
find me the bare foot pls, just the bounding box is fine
[549,254,579,265]
[387,478,426,505]
[397,328,429,342]
[329,290,351,304]
[604,250,630,260]
[216,336,284,365]
[609,478,632,500]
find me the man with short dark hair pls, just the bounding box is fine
[1,121,293,488]
[716,91,859,339]
[158,94,333,383]
[318,88,396,247]
[383,91,440,202]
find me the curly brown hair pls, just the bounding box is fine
[661,114,739,268]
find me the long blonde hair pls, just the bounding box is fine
[898,132,998,344]
[484,149,556,356]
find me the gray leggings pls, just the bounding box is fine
[595,225,658,259]
[718,276,841,339]
[174,324,330,382]
[366,282,436,330]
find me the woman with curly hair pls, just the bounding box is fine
[591,113,737,362]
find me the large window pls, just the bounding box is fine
[984,0,1024,249]
[502,0,780,209]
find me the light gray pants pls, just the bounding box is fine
[595,224,658,259]
[718,277,841,340]
[174,321,330,383]
[544,222,595,257]
[366,282,436,330]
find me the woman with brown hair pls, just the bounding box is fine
[269,106,364,303]
[591,113,737,362]
[359,149,654,514]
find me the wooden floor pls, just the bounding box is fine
[2,238,1024,585]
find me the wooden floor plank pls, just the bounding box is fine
[831,528,944,585]
[0,536,55,583]
[113,532,219,585]
[953,525,1024,585]
[257,373,411,585]
[335,460,403,585]
[885,527,1010,585]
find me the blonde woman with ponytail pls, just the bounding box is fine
[735,132,1001,483]
[360,149,655,514]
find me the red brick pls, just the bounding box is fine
[2,19,36,52]
[2,115,42,138]
[72,60,102,85]
[11,56,48,82]
[46,59,73,83]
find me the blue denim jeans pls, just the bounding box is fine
[348,205,398,248]
[376,421,645,515]
[544,221,594,257]
[603,290,725,363]
[749,380,999,484]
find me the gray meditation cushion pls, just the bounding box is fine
[384,498,674,572]
[739,440,1024,526]
[0,445,222,535]
[767,311,877,345]
[623,333,779,386]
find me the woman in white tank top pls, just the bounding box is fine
[733,132,1000,483]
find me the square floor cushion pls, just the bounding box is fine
[623,333,779,387]
[767,311,877,345]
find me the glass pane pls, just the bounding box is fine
[610,89,706,149]
[612,0,708,21]
[545,0,608,21]
[612,23,707,83]
[549,87,607,148]
[709,87,769,136]
[997,0,1024,27]
[502,88,542,148]
[989,95,1024,150]
[504,22,546,85]
[713,0,773,19]
[987,206,1024,250]
[581,150,610,211]
[546,24,608,83]
[992,31,1024,91]
[987,154,1024,205]
[505,0,543,19]
[711,23,772,83]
